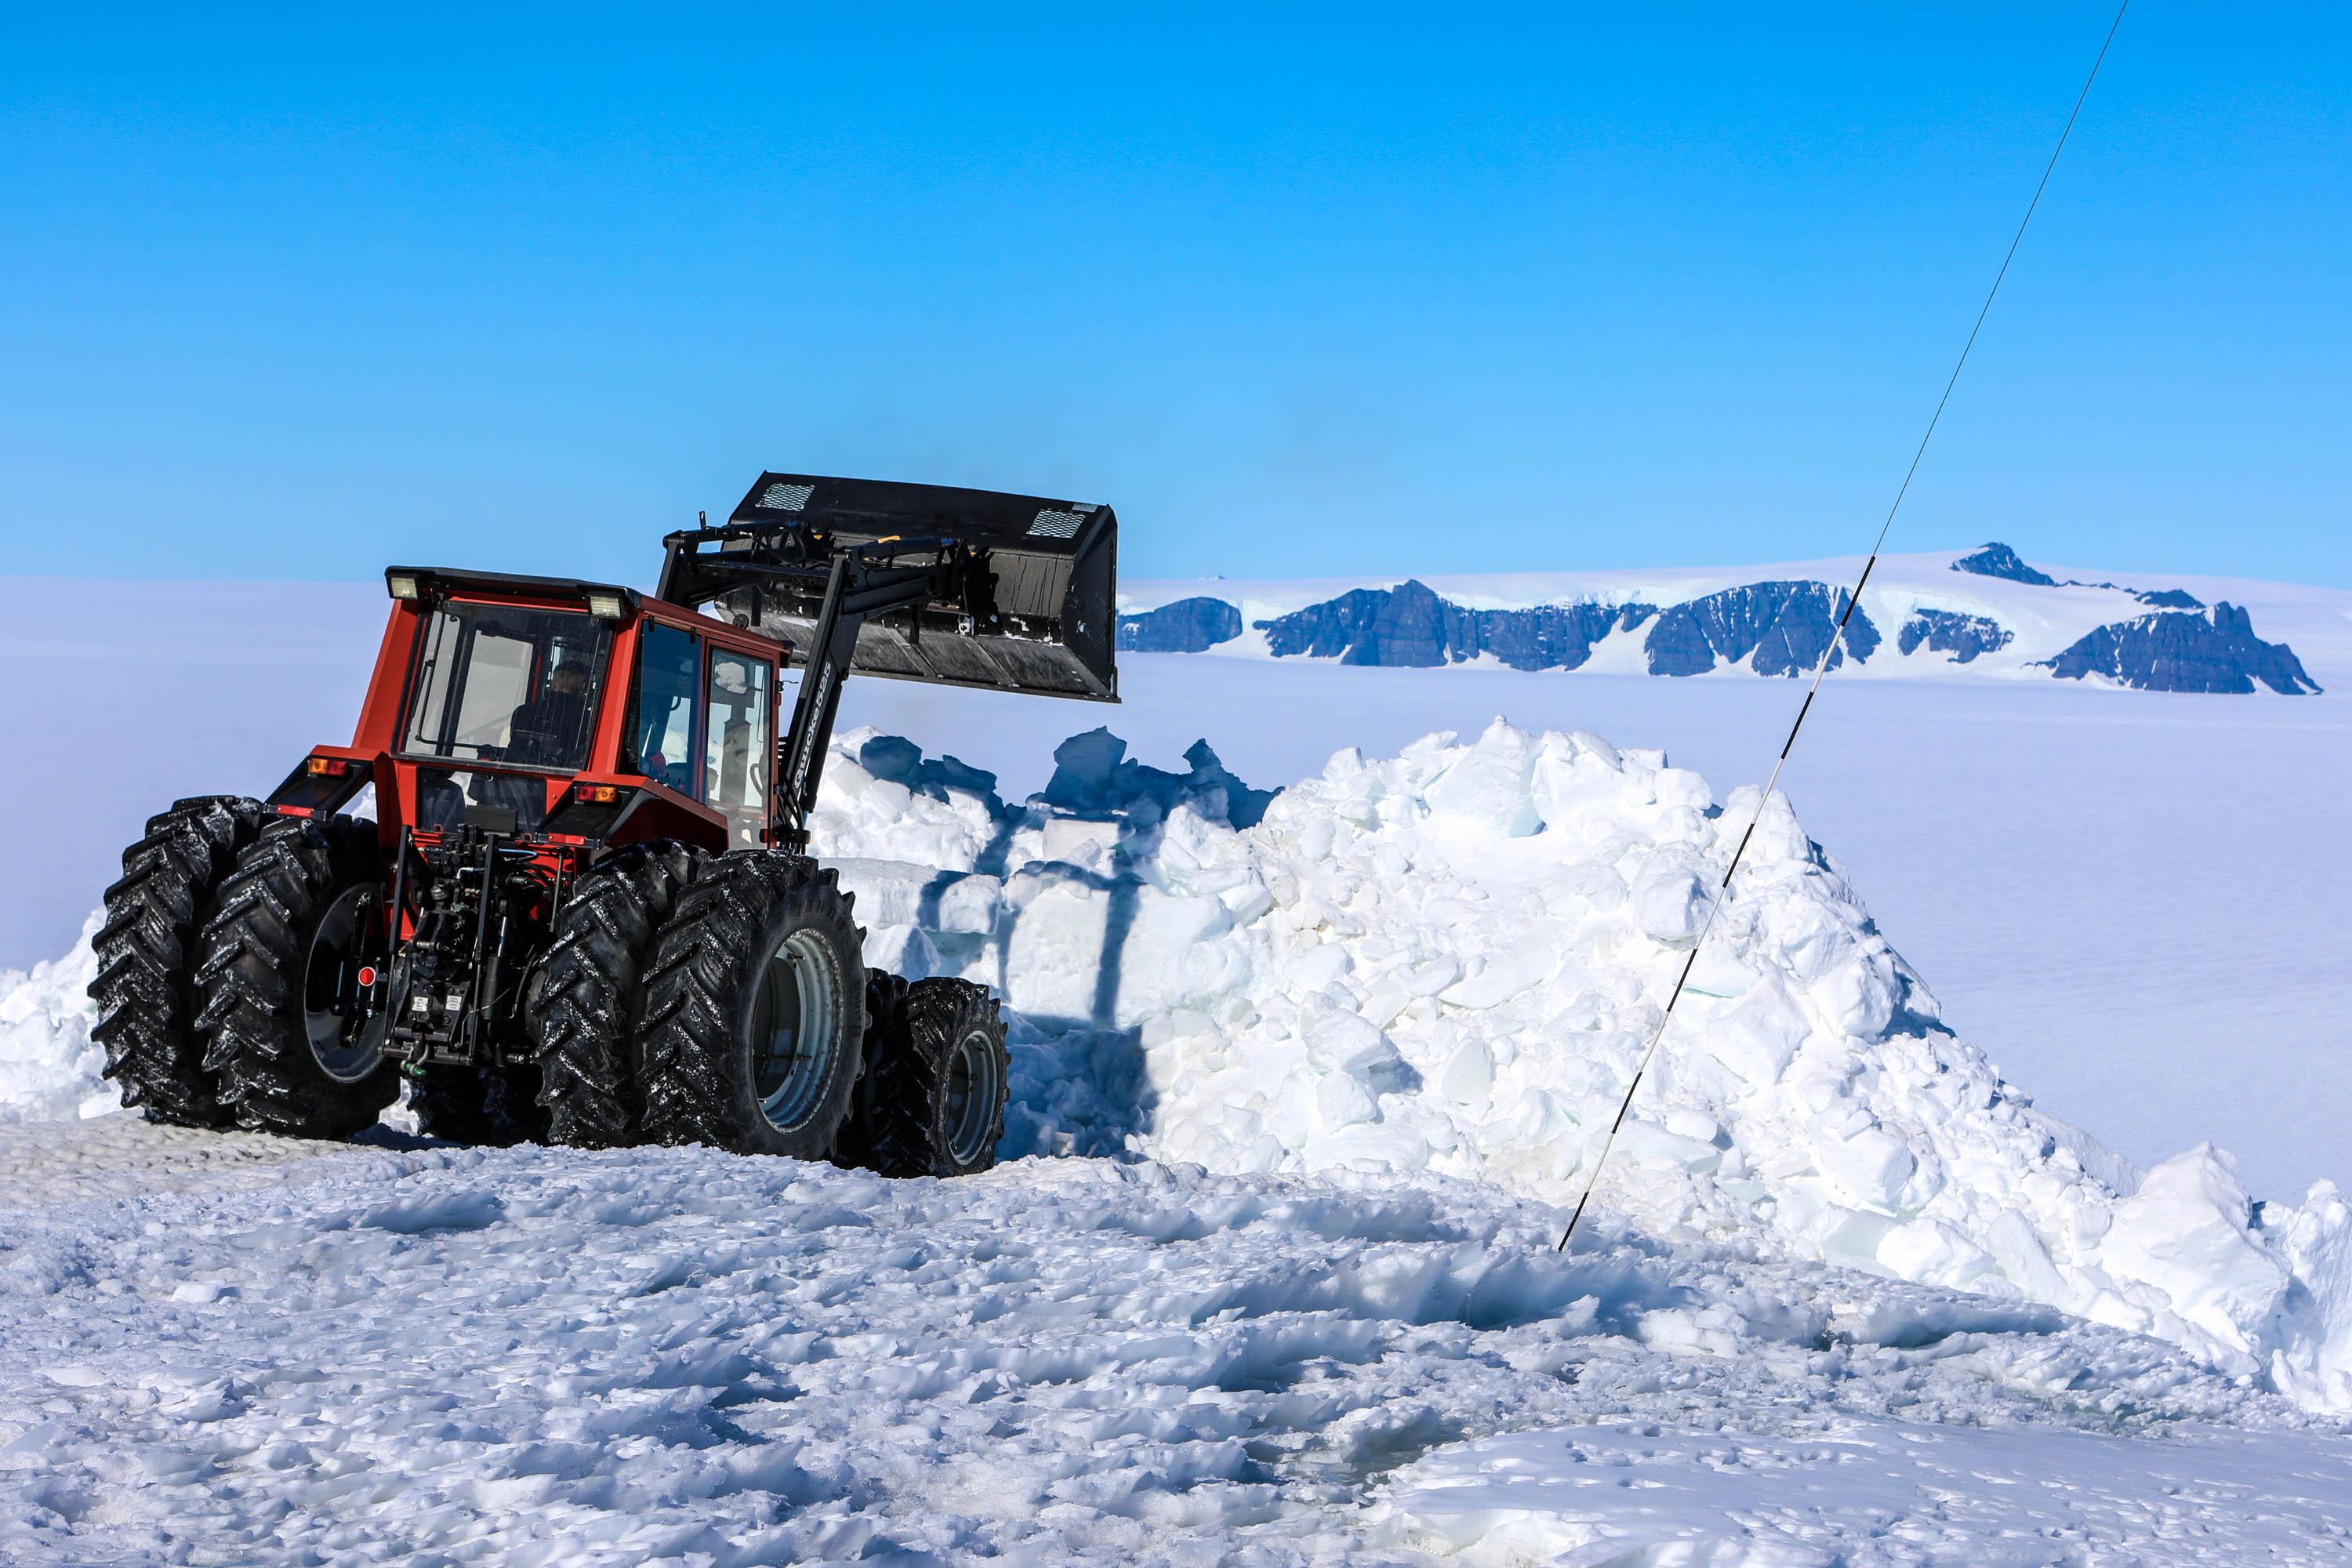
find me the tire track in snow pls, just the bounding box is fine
[1,1120,2343,1566]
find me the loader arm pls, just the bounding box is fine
[657,471,1123,853]
[771,546,957,852]
[659,528,976,850]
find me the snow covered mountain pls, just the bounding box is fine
[1119,543,2347,695]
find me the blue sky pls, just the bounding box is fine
[3,5,2346,587]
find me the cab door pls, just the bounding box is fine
[629,621,703,798]
[702,647,775,850]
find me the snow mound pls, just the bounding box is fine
[5,721,2346,1412]
[0,910,109,1124]
[811,720,2352,1413]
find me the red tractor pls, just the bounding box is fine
[86,474,1118,1174]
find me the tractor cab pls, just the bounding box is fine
[272,567,789,858]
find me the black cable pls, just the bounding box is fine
[1558,1,2130,1253]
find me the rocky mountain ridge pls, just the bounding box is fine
[1117,543,2324,694]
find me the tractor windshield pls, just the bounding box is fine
[400,601,612,773]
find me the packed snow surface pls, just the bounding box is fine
[3,1119,2349,1565]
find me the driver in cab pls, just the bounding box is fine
[503,661,590,768]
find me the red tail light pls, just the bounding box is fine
[307,756,352,777]
[573,783,621,804]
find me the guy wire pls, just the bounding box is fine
[1558,2,2132,1252]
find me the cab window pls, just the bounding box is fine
[630,622,701,797]
[401,601,609,772]
[704,651,771,849]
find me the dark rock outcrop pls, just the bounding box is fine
[1259,582,1452,665]
[2037,603,2321,695]
[1898,609,2013,664]
[1466,599,1659,670]
[1642,582,1879,677]
[1952,543,2057,586]
[1253,579,1655,671]
[1117,597,1243,653]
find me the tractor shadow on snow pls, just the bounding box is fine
[893,728,1278,1159]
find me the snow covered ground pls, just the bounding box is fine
[5,570,2351,1560]
[5,1118,2350,1565]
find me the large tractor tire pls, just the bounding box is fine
[526,840,701,1149]
[408,1061,551,1148]
[637,852,866,1159]
[87,796,265,1127]
[844,977,1009,1178]
[195,815,400,1140]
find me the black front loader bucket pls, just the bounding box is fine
[662,473,1119,703]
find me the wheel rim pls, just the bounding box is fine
[750,928,840,1134]
[303,884,387,1083]
[943,1023,1001,1167]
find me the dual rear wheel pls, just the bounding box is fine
[89,795,266,1128]
[195,815,402,1140]
[194,815,546,1145]
[626,850,1007,1175]
[844,973,1009,1178]
[91,804,412,1139]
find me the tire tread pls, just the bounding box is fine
[87,796,264,1127]
[196,815,397,1139]
[637,853,863,1156]
[529,840,700,1148]
[852,977,1007,1178]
